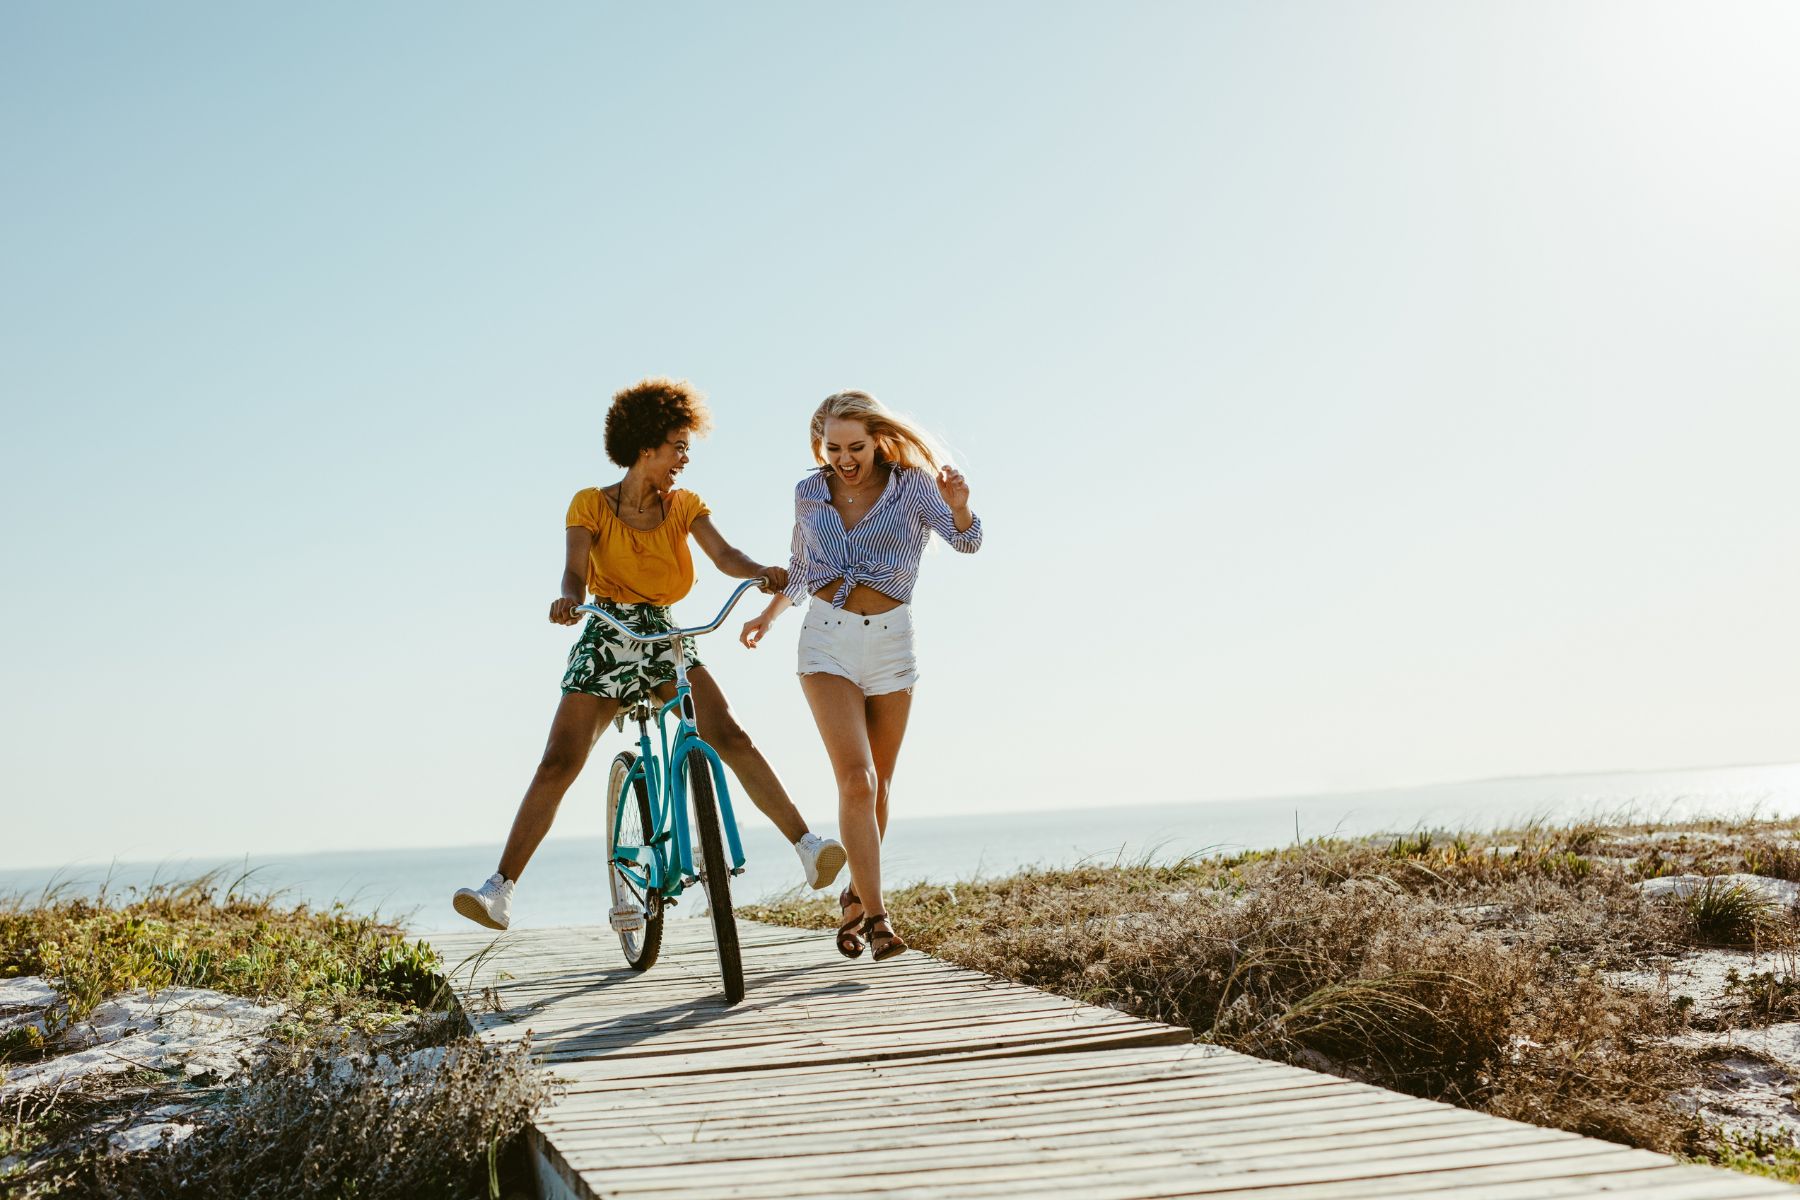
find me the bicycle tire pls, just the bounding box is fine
[685,747,744,1004]
[606,751,663,971]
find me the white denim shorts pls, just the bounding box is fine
[796,602,918,696]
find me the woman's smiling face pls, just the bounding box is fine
[638,428,692,491]
[823,418,878,485]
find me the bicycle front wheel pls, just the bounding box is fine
[685,748,743,1004]
[607,751,663,971]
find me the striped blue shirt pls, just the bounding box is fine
[784,467,983,608]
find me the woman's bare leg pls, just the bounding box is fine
[497,691,620,881]
[836,688,913,933]
[864,689,913,841]
[801,672,883,916]
[676,667,809,843]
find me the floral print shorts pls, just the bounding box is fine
[560,600,703,704]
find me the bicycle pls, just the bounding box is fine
[576,578,766,1004]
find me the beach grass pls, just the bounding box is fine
[2,869,442,1039]
[0,873,548,1199]
[744,813,1800,1179]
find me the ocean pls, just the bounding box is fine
[6,762,1799,938]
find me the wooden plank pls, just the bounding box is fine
[561,1143,1669,1200]
[1158,1161,1785,1200]
[546,1093,1428,1161]
[492,987,1113,1027]
[540,1063,1354,1130]
[550,1105,1492,1160]
[514,1004,1158,1052]
[545,1056,1348,1114]
[550,1099,1567,1162]
[545,1090,1477,1149]
[549,1042,1231,1097]
[552,1114,1558,1179]
[531,1023,1192,1076]
[543,1075,1401,1139]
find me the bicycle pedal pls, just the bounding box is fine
[607,904,646,934]
[681,875,700,888]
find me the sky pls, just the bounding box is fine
[4,2,1799,870]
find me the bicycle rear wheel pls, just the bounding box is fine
[685,748,743,1004]
[606,751,663,971]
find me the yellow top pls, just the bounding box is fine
[565,487,711,606]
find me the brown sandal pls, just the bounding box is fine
[835,887,864,959]
[861,912,907,962]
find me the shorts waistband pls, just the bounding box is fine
[807,600,911,620]
[591,597,674,614]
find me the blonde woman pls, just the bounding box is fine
[740,391,982,960]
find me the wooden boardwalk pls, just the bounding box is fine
[433,920,1791,1200]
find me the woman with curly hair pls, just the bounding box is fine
[739,390,982,961]
[453,378,845,930]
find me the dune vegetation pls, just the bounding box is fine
[0,872,548,1199]
[745,815,1800,1183]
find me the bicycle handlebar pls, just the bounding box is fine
[572,577,769,645]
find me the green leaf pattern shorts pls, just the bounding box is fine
[560,600,703,703]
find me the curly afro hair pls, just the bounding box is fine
[604,377,713,468]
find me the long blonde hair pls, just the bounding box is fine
[810,390,947,475]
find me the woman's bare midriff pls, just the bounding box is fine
[813,580,904,615]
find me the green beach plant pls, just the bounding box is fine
[1684,878,1776,948]
[0,877,549,1198]
[0,871,444,1046]
[1740,840,1800,883]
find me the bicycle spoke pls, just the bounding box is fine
[607,750,664,972]
[613,871,648,905]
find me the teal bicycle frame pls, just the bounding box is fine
[607,667,747,902]
[577,579,764,900]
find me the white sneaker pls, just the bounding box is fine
[453,873,514,930]
[794,833,846,890]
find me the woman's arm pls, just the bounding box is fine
[690,514,788,590]
[740,592,793,649]
[743,495,811,649]
[549,527,592,625]
[913,466,983,553]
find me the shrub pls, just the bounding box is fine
[76,1034,551,1200]
[1741,841,1800,883]
[1685,879,1776,948]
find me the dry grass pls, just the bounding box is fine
[745,815,1800,1166]
[64,1034,551,1200]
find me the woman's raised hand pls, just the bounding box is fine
[937,465,971,510]
[549,596,583,625]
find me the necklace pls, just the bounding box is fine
[610,482,662,520]
[839,468,883,506]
